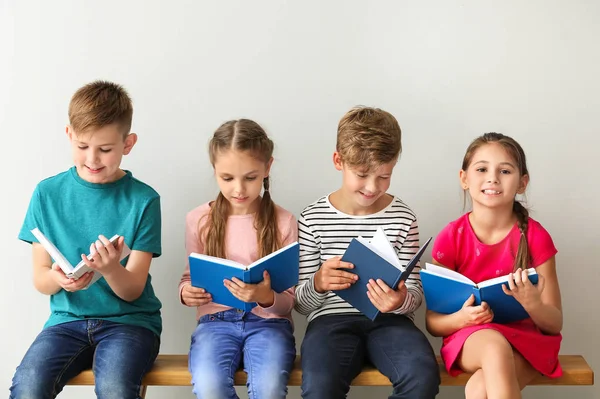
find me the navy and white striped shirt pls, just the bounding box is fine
[294,194,424,322]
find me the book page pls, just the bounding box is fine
[31,228,74,273]
[189,253,246,270]
[477,268,537,288]
[422,263,476,285]
[249,241,300,269]
[356,228,401,269]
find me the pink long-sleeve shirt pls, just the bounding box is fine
[179,202,298,323]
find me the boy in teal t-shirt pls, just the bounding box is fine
[11,81,162,399]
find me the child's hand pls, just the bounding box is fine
[80,235,125,276]
[502,268,545,310]
[224,270,275,307]
[50,264,94,292]
[181,284,212,307]
[459,294,494,327]
[314,256,358,293]
[367,279,407,313]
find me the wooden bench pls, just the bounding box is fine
[67,354,593,397]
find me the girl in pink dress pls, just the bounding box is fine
[426,133,563,399]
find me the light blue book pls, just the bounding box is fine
[421,263,538,324]
[189,242,299,311]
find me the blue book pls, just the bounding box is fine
[334,228,432,321]
[420,263,539,324]
[189,242,299,311]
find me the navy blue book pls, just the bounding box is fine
[421,263,539,324]
[189,242,299,311]
[334,227,432,321]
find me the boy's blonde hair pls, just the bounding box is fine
[336,106,402,171]
[68,80,133,137]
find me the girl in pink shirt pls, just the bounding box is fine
[426,133,563,399]
[178,119,297,399]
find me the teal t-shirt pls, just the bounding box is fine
[19,167,163,336]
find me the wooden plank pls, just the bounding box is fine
[67,354,594,386]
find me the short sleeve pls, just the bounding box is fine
[431,222,458,270]
[527,220,558,267]
[18,185,43,244]
[132,196,162,257]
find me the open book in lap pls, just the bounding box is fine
[31,228,131,289]
[421,263,538,324]
[189,241,299,311]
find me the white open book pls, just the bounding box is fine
[31,228,131,288]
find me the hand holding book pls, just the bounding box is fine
[49,263,95,292]
[224,270,275,307]
[458,294,495,327]
[366,279,407,313]
[501,267,546,311]
[181,285,212,307]
[314,257,358,293]
[79,235,127,276]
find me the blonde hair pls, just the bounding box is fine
[462,132,530,272]
[336,106,402,171]
[68,80,133,137]
[201,119,280,259]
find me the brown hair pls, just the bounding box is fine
[201,119,280,259]
[462,132,530,272]
[68,80,133,137]
[336,106,402,171]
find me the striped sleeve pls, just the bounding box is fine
[391,219,424,315]
[294,205,328,315]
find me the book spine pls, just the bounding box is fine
[473,287,482,306]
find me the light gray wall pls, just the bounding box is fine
[1,1,598,398]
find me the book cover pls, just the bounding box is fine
[31,227,131,289]
[334,228,432,321]
[420,263,538,324]
[189,241,299,311]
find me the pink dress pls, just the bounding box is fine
[432,213,562,378]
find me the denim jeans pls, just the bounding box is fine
[189,309,296,399]
[9,319,160,399]
[301,313,440,399]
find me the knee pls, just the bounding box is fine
[250,376,289,399]
[465,376,487,399]
[95,378,141,399]
[390,357,440,399]
[300,367,347,399]
[480,338,515,366]
[191,368,235,399]
[10,366,56,399]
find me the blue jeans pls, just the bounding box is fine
[189,309,296,399]
[301,314,440,399]
[9,320,160,399]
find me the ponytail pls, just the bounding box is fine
[512,200,531,272]
[255,177,280,258]
[201,192,230,259]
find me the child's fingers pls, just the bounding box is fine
[94,239,109,258]
[329,269,357,282]
[229,277,245,288]
[185,286,207,294]
[327,282,352,291]
[335,261,354,270]
[462,294,475,308]
[502,284,514,296]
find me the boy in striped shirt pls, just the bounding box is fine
[295,106,440,399]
